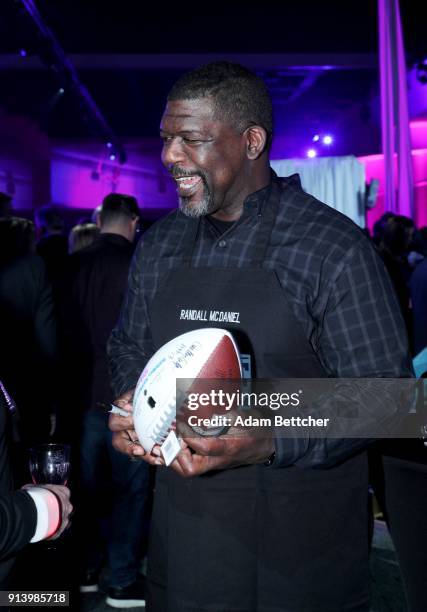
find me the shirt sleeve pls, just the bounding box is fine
[107,239,156,397]
[273,239,413,468]
[0,491,37,559]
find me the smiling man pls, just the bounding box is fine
[159,91,270,220]
[107,62,411,611]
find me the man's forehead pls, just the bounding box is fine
[161,98,216,124]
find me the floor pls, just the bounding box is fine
[79,520,408,612]
[370,520,408,612]
[12,520,408,612]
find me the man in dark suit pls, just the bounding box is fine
[61,193,148,609]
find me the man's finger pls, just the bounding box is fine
[112,431,138,457]
[112,431,164,467]
[109,413,134,432]
[113,389,135,406]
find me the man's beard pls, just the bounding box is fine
[179,181,214,218]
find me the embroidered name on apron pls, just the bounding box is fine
[179,309,241,324]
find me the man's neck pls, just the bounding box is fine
[210,164,271,221]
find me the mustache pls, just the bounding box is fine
[170,167,203,179]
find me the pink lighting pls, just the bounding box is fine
[307,148,317,158]
[359,119,427,231]
[410,121,427,149]
[360,148,427,231]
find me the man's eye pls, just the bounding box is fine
[183,138,203,144]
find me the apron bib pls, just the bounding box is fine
[146,200,369,612]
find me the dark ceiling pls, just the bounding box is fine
[2,0,424,56]
[0,0,426,157]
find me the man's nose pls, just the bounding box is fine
[162,138,185,168]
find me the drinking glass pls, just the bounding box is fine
[28,444,71,549]
[29,443,71,485]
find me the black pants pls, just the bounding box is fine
[371,453,427,612]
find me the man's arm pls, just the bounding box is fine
[0,486,72,559]
[273,238,413,468]
[107,240,161,465]
[170,237,413,476]
[0,491,36,558]
[107,240,155,397]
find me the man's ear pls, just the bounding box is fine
[245,126,268,160]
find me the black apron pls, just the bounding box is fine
[146,198,370,612]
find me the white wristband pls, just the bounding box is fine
[26,487,60,543]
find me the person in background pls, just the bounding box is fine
[369,217,427,611]
[375,214,414,344]
[91,204,102,226]
[410,254,427,357]
[0,217,56,451]
[60,193,148,609]
[68,223,100,254]
[35,205,68,303]
[372,211,395,247]
[0,192,13,218]
[0,380,73,589]
[407,225,427,268]
[0,380,72,588]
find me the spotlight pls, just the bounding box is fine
[106,142,113,148]
[109,154,116,161]
[312,134,320,142]
[58,88,65,95]
[307,148,317,158]
[19,49,27,58]
[322,135,333,145]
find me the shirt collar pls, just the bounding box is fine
[242,169,303,218]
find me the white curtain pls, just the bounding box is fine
[271,155,366,227]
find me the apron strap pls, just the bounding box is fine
[250,191,278,269]
[180,183,279,269]
[181,218,201,268]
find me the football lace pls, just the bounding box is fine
[152,398,176,443]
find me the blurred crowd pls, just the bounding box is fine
[0,190,148,606]
[372,212,427,356]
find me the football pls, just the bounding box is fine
[132,328,242,457]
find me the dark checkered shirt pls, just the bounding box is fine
[108,172,412,467]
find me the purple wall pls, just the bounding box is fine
[50,140,176,217]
